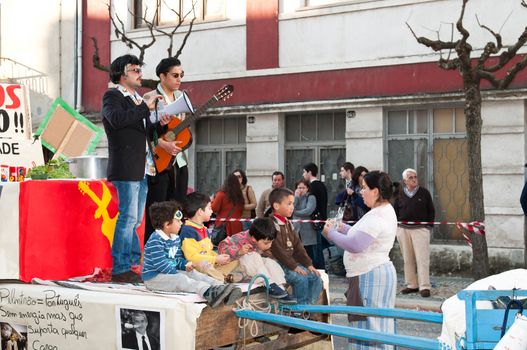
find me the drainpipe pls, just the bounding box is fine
[74,0,82,111]
[58,0,62,98]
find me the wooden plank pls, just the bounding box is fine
[195,289,329,349]
[236,332,330,350]
[195,293,288,349]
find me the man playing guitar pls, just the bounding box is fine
[143,57,189,243]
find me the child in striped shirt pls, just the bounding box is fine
[142,201,242,308]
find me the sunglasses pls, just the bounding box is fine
[169,72,184,79]
[126,68,142,74]
[173,210,183,220]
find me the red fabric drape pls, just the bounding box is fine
[18,180,144,281]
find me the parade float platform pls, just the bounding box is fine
[0,180,331,349]
[0,279,331,350]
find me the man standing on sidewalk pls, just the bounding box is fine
[302,162,328,270]
[393,168,435,297]
[256,171,285,217]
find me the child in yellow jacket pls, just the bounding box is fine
[180,192,239,281]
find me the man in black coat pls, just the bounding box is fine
[121,311,160,350]
[302,162,328,269]
[102,54,168,283]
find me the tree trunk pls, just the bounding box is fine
[464,80,490,279]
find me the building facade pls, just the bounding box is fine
[2,0,527,272]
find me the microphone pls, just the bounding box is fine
[154,96,160,122]
[124,323,139,329]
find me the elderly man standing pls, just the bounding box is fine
[393,168,435,298]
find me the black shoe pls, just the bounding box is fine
[420,289,431,298]
[276,293,297,305]
[400,287,419,294]
[204,284,235,308]
[224,286,243,305]
[268,283,288,299]
[112,271,142,283]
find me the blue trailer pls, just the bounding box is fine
[235,288,527,349]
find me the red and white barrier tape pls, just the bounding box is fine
[211,218,484,247]
[455,221,485,247]
[211,217,485,233]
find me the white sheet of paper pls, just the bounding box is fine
[150,92,194,121]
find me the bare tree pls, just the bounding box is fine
[91,1,196,88]
[154,0,197,58]
[408,0,527,279]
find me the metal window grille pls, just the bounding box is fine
[285,111,346,213]
[385,107,469,241]
[195,117,246,195]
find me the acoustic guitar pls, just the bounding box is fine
[151,84,234,173]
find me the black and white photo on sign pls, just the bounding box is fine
[1,322,28,350]
[116,307,164,350]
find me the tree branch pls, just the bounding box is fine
[439,57,459,70]
[90,37,110,72]
[478,54,527,89]
[406,22,458,51]
[475,14,502,68]
[108,3,158,63]
[456,0,471,43]
[499,54,527,88]
[91,1,196,74]
[154,0,196,57]
[476,69,500,87]
[174,17,196,59]
[454,0,473,70]
[483,26,527,72]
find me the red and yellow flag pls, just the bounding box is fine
[17,180,144,281]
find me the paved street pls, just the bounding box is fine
[327,274,473,349]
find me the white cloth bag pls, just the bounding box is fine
[494,313,527,350]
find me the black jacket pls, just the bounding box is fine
[310,180,328,219]
[121,330,160,350]
[393,187,435,228]
[102,88,157,181]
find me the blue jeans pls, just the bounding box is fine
[111,177,148,275]
[282,264,323,305]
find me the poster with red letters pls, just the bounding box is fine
[0,83,44,170]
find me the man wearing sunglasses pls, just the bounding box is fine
[143,57,189,243]
[102,54,169,283]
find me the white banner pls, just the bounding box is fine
[0,84,32,141]
[0,183,19,278]
[0,84,44,169]
[0,283,206,350]
[0,138,44,169]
